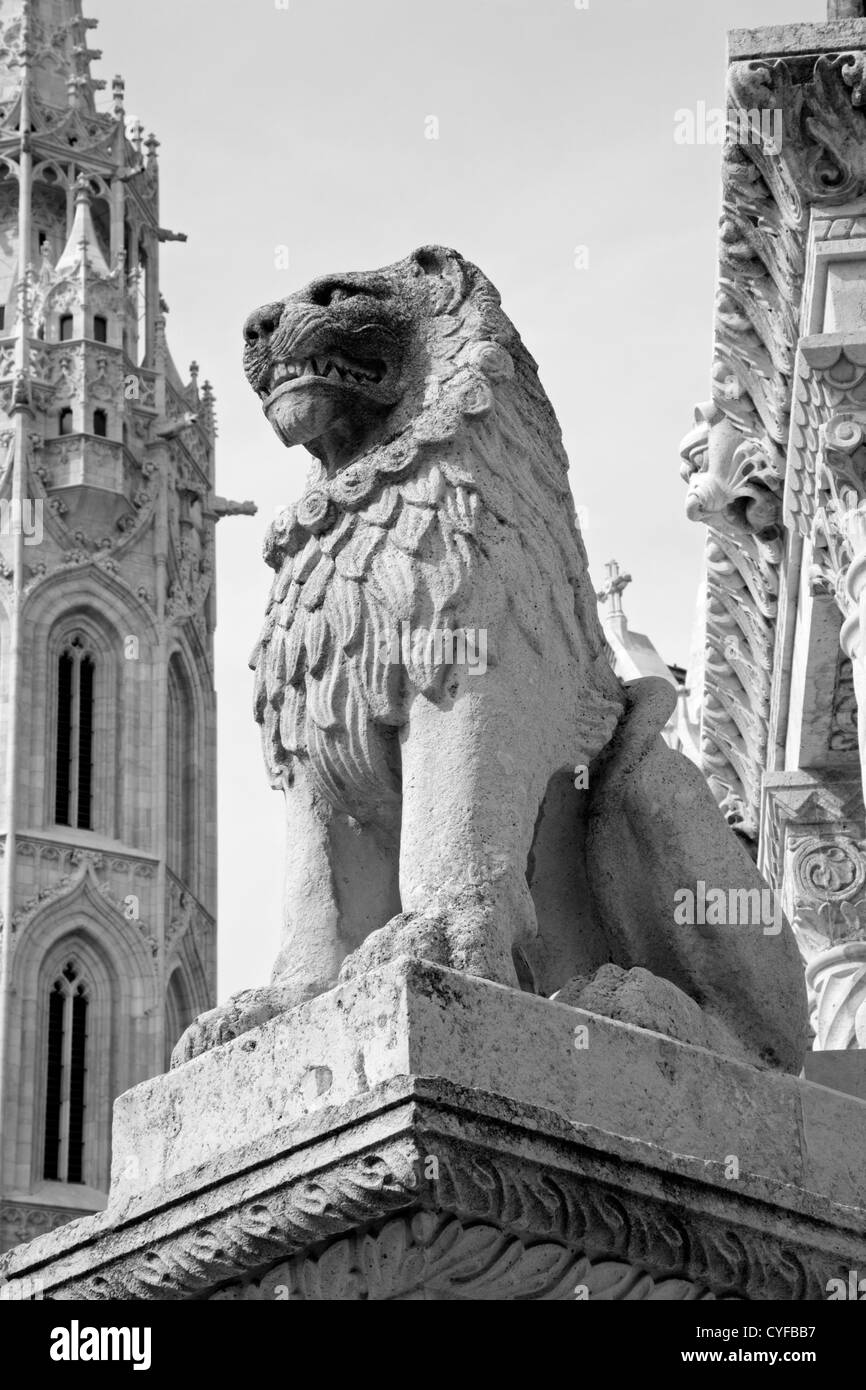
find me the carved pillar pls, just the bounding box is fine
[820,417,866,783]
[761,773,866,1050]
[781,208,866,1036]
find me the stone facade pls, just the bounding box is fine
[680,12,866,1064]
[0,0,254,1253]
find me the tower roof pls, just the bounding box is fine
[54,172,110,276]
[0,0,103,112]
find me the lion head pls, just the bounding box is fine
[243,246,568,521]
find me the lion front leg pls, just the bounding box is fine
[173,759,400,1067]
[341,673,550,990]
[273,758,401,987]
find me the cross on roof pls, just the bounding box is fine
[596,559,632,618]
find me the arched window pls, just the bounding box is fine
[164,968,194,1072]
[43,962,89,1184]
[59,314,74,342]
[55,636,95,830]
[93,408,107,438]
[167,655,196,888]
[137,245,148,366]
[58,407,73,436]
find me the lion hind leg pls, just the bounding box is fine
[553,965,749,1060]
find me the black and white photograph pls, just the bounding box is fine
[0,0,863,1358]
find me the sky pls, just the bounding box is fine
[86,0,828,999]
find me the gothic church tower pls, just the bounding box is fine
[0,0,253,1252]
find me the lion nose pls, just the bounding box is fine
[244,302,284,345]
[305,275,370,307]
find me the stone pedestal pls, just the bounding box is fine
[803,1049,866,1102]
[1,959,865,1301]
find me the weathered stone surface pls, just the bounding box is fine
[1,961,864,1301]
[804,1048,866,1099]
[174,248,807,1077]
[730,19,866,61]
[554,964,726,1052]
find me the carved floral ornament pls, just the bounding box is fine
[785,827,866,1047]
[209,1215,727,1303]
[791,834,866,901]
[727,51,866,208]
[679,409,783,840]
[2,1128,856,1302]
[681,510,778,838]
[796,894,866,949]
[788,356,866,518]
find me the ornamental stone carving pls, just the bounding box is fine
[210,1215,728,1303]
[761,773,866,1049]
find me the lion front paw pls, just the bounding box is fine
[338,912,450,985]
[171,1005,243,1068]
[339,903,519,989]
[169,981,319,1068]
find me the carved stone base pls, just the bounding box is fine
[803,1049,866,1102]
[1,960,865,1301]
[0,1202,91,1256]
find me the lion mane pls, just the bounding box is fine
[250,248,616,820]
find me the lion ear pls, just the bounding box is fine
[410,245,466,315]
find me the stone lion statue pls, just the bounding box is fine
[173,246,807,1073]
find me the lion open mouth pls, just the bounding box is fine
[244,283,412,464]
[257,351,387,405]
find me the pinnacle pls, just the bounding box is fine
[0,0,103,112]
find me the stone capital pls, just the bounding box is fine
[761,771,866,1048]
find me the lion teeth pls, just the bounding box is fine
[263,353,386,396]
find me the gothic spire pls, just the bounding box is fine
[54,171,110,277]
[0,0,104,112]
